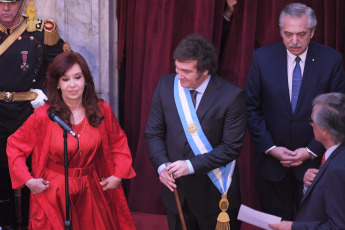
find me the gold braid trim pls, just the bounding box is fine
[0,19,27,56]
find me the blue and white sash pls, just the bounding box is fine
[173,75,235,195]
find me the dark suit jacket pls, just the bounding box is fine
[246,41,345,182]
[292,143,345,229]
[145,74,246,217]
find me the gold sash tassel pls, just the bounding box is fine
[215,194,230,230]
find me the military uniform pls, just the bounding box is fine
[0,15,70,229]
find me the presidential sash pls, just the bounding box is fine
[173,75,236,194]
[173,75,236,227]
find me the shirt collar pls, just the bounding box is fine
[190,75,211,94]
[287,48,308,64]
[325,142,342,160]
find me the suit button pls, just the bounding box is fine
[37,57,42,61]
[30,36,34,40]
[32,79,36,82]
[34,69,38,74]
[37,44,41,49]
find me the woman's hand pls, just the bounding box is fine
[25,178,49,194]
[100,175,122,191]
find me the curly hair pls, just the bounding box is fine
[173,34,218,76]
[46,52,104,127]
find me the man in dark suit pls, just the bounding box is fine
[269,92,345,230]
[246,3,345,220]
[145,33,246,230]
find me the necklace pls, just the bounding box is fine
[73,117,87,156]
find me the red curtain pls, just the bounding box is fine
[117,0,345,219]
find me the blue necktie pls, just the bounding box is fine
[291,56,302,113]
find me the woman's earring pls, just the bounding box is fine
[57,86,60,89]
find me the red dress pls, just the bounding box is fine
[7,102,136,230]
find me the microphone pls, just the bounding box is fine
[48,111,78,139]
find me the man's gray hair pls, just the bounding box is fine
[279,3,317,29]
[312,93,345,144]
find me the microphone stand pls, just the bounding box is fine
[63,130,72,230]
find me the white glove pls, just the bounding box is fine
[30,89,47,109]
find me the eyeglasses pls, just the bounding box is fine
[309,117,314,124]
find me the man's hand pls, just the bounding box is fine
[279,147,309,167]
[268,147,298,167]
[30,89,47,109]
[25,178,49,194]
[166,160,189,179]
[224,0,237,19]
[291,148,309,166]
[159,167,176,192]
[100,175,122,191]
[303,168,319,187]
[269,221,293,230]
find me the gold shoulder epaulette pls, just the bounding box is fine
[43,19,60,46]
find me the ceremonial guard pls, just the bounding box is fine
[0,0,70,229]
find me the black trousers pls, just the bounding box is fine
[166,200,241,230]
[255,169,303,221]
[0,168,16,228]
[0,135,30,229]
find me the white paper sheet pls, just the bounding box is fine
[237,204,282,230]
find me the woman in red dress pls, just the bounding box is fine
[6,52,136,230]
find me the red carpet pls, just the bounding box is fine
[132,212,169,230]
[131,212,261,230]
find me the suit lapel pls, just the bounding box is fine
[196,76,220,121]
[276,44,293,116]
[295,42,317,114]
[301,144,345,204]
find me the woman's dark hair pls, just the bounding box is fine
[46,52,104,127]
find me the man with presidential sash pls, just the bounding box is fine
[145,33,246,230]
[0,0,70,228]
